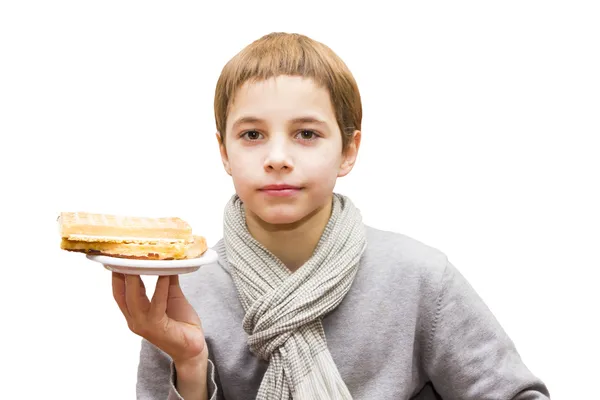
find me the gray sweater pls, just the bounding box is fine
[136,226,551,399]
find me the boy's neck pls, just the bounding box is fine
[244,197,333,273]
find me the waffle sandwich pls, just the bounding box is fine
[58,212,207,260]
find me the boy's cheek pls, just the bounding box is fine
[305,159,341,180]
[230,167,258,192]
[229,158,254,178]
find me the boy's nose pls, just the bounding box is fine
[264,139,293,172]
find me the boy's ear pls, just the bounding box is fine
[338,130,361,177]
[216,132,232,176]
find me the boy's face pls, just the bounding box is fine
[218,75,359,226]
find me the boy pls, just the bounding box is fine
[112,32,551,399]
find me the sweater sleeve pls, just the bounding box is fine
[423,260,551,399]
[136,338,222,400]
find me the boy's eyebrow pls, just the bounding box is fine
[231,116,329,130]
[289,116,328,126]
[231,116,262,129]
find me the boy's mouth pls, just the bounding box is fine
[259,184,302,197]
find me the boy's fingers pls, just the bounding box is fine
[111,272,130,319]
[149,275,170,320]
[168,275,185,300]
[125,275,151,317]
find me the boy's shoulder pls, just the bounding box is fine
[362,225,450,284]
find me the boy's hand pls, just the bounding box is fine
[111,272,207,366]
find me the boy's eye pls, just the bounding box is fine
[242,130,262,140]
[297,130,318,140]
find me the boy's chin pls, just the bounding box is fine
[249,204,313,228]
[256,210,306,227]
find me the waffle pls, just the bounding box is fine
[61,235,208,260]
[58,212,207,260]
[59,212,192,242]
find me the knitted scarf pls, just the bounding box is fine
[223,193,367,399]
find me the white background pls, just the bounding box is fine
[1,1,598,399]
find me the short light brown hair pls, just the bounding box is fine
[214,32,362,152]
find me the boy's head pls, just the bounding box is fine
[214,32,362,153]
[214,32,362,227]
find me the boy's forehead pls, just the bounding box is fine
[236,76,322,101]
[228,76,335,125]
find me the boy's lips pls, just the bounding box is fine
[259,184,302,197]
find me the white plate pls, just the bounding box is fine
[86,248,218,276]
